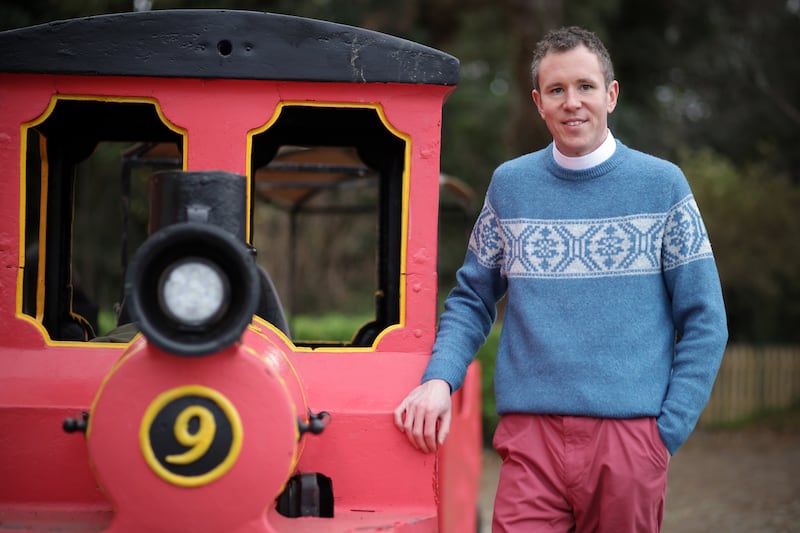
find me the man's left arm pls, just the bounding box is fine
[658,196,728,455]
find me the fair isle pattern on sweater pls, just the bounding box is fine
[469,194,712,279]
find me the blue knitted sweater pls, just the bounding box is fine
[422,141,728,454]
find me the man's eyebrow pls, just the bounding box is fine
[541,77,597,91]
[541,81,563,91]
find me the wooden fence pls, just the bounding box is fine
[699,344,800,427]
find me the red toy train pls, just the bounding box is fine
[0,10,482,532]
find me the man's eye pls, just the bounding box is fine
[580,84,593,91]
[551,87,564,94]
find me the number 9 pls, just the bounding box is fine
[165,405,217,465]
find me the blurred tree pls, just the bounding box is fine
[680,147,800,342]
[605,0,800,181]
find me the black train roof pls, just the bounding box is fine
[0,9,459,85]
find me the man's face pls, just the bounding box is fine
[532,45,619,157]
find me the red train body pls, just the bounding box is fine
[0,10,481,532]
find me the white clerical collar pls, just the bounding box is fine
[553,130,616,170]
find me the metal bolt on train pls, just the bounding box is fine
[0,10,482,533]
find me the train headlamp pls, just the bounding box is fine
[159,258,229,327]
[125,222,259,356]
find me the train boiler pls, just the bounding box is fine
[0,9,482,533]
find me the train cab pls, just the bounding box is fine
[0,9,481,533]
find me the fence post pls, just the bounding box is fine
[699,344,800,427]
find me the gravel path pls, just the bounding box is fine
[478,425,800,532]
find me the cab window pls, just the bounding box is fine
[21,99,180,341]
[251,105,406,347]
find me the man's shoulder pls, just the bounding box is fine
[617,142,682,175]
[493,146,550,175]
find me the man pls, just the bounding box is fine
[393,26,728,532]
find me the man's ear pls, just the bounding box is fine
[532,89,544,118]
[607,80,619,113]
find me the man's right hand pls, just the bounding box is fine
[392,378,452,453]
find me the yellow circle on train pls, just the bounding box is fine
[139,385,243,487]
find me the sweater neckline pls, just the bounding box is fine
[545,140,626,182]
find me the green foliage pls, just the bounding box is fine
[97,309,118,337]
[680,146,800,342]
[290,313,373,343]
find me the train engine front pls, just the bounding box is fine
[85,170,327,532]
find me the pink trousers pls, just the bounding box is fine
[491,414,669,533]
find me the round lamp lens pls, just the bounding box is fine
[159,258,229,326]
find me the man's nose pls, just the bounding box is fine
[563,88,581,109]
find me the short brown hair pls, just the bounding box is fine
[531,26,615,91]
